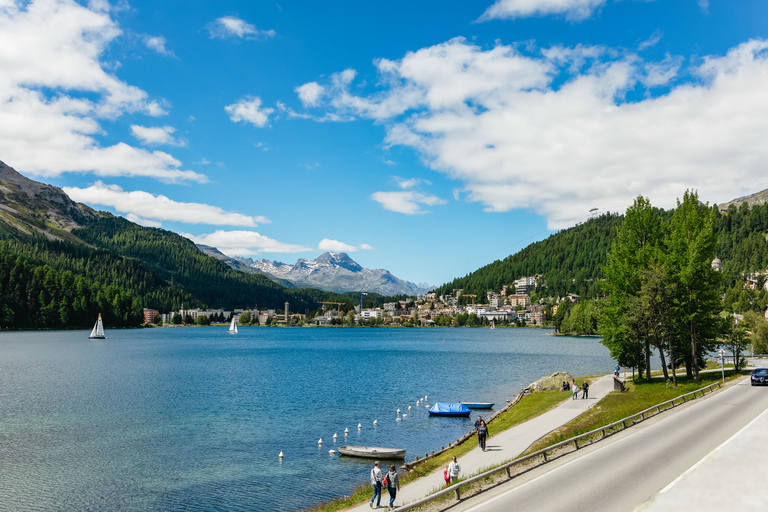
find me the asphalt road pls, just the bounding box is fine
[446,377,768,512]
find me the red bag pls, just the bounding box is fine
[444,469,450,485]
[382,475,389,487]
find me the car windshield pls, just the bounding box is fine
[753,369,768,376]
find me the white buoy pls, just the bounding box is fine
[358,423,362,429]
[279,451,284,458]
[318,438,323,445]
[329,449,336,454]
[373,419,378,426]
[408,406,412,411]
[333,432,338,439]
[397,408,401,415]
[403,414,407,417]
[425,395,428,400]
[396,417,402,422]
[425,404,430,408]
[344,427,349,434]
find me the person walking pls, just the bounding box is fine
[370,461,383,508]
[474,415,483,430]
[582,380,589,399]
[385,465,400,510]
[477,419,489,451]
[571,380,579,400]
[447,456,461,484]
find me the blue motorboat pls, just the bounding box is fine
[428,402,472,417]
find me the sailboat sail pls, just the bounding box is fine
[228,316,238,334]
[89,314,106,339]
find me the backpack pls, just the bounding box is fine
[451,462,460,475]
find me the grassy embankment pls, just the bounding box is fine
[307,389,569,512]
[525,370,747,455]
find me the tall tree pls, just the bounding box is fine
[600,196,665,379]
[667,191,723,381]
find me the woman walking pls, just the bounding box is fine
[385,465,400,510]
[571,380,579,400]
[477,419,489,451]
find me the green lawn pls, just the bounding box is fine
[526,371,746,454]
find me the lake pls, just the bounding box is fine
[0,326,614,511]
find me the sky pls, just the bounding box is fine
[1,0,768,287]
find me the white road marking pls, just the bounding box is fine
[657,404,768,494]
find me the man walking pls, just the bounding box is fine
[370,461,382,508]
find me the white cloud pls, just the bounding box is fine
[642,54,682,87]
[317,239,374,252]
[63,182,270,227]
[478,0,608,21]
[638,30,663,51]
[144,35,174,57]
[305,37,768,229]
[295,82,324,107]
[130,125,185,146]
[370,191,447,215]
[393,176,430,189]
[208,16,276,40]
[182,230,310,256]
[318,238,359,252]
[225,96,274,127]
[0,0,203,183]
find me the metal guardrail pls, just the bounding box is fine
[394,381,722,511]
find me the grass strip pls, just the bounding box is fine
[306,389,569,512]
[525,370,747,455]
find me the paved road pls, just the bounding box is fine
[447,377,768,512]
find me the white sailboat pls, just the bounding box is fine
[227,316,238,334]
[89,313,106,339]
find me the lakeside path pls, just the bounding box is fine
[348,374,615,511]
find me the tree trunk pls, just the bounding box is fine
[685,359,692,379]
[645,338,652,381]
[691,322,700,381]
[659,343,669,381]
[669,337,677,388]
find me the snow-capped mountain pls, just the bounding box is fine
[197,246,434,296]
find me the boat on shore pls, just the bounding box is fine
[338,445,406,459]
[459,402,494,409]
[89,314,106,339]
[428,402,471,417]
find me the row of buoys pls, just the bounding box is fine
[285,396,429,458]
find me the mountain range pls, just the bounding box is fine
[197,245,435,296]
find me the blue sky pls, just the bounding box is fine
[1,0,767,287]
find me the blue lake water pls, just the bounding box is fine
[0,327,615,511]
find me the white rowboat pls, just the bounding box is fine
[337,445,406,459]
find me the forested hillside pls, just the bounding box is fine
[434,213,624,300]
[434,200,768,310]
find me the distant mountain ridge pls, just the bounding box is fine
[198,247,435,296]
[717,188,768,211]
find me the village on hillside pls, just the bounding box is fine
[145,274,584,328]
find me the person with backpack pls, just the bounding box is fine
[369,461,382,508]
[447,456,461,484]
[385,465,400,510]
[477,419,489,451]
[582,380,589,399]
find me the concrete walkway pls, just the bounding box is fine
[352,375,616,510]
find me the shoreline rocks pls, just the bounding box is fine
[529,371,574,391]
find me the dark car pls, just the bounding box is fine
[751,368,768,386]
